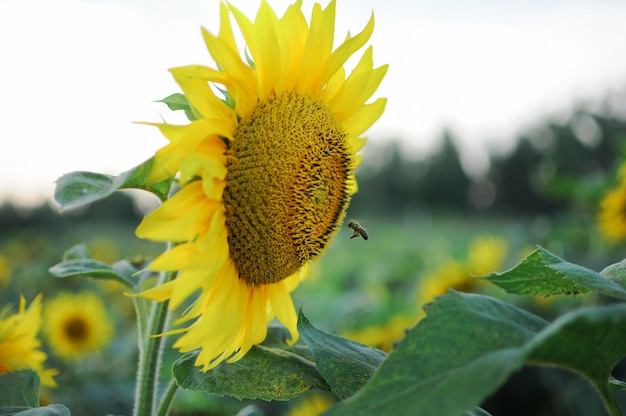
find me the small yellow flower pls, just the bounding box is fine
[43,292,114,361]
[416,260,469,308]
[0,254,12,289]
[137,0,387,371]
[286,392,335,416]
[0,295,57,387]
[88,237,119,264]
[598,164,626,243]
[343,315,416,352]
[466,235,508,276]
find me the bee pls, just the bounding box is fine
[347,220,368,241]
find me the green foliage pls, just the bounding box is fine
[0,370,70,416]
[48,243,154,291]
[172,314,386,402]
[297,311,386,400]
[484,247,626,299]
[324,291,626,416]
[172,323,330,401]
[54,158,173,209]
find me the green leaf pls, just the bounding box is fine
[483,247,626,299]
[156,93,198,121]
[234,405,265,416]
[172,325,329,401]
[323,291,626,416]
[0,370,39,407]
[601,259,626,286]
[54,171,115,209]
[0,371,70,414]
[464,408,493,416]
[9,405,71,416]
[525,304,626,412]
[54,157,173,209]
[157,93,190,112]
[609,376,626,390]
[298,310,386,399]
[48,259,133,288]
[61,243,92,260]
[323,291,547,416]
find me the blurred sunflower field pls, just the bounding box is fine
[3,97,626,414]
[3,1,626,416]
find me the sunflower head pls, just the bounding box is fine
[0,295,57,387]
[598,164,626,243]
[137,0,387,371]
[43,292,114,361]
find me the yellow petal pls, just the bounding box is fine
[319,12,374,89]
[136,181,219,242]
[341,97,387,138]
[267,282,298,344]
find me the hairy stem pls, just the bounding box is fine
[133,269,177,416]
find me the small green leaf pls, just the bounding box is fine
[172,324,329,401]
[483,247,626,299]
[157,93,190,112]
[54,158,173,209]
[0,370,40,407]
[61,243,92,260]
[0,371,70,414]
[601,259,626,287]
[8,405,71,416]
[156,93,198,121]
[115,157,173,200]
[609,376,626,390]
[234,405,265,416]
[464,408,493,416]
[298,310,386,399]
[54,171,116,209]
[48,259,133,288]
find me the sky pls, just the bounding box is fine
[1,0,626,206]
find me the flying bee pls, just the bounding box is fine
[347,220,368,241]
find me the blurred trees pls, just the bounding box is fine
[351,99,626,218]
[1,94,624,225]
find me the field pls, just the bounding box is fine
[2,195,624,415]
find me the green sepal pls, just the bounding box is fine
[482,246,626,299]
[172,322,329,401]
[297,309,387,400]
[54,157,173,209]
[0,370,71,416]
[323,291,626,416]
[156,93,198,121]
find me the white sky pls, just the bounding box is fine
[1,0,626,206]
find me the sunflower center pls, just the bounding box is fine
[64,317,89,342]
[223,91,352,285]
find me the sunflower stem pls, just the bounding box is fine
[133,268,177,416]
[155,379,179,416]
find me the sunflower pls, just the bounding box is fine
[0,295,57,387]
[286,391,336,416]
[43,292,114,361]
[598,164,626,243]
[466,235,508,276]
[343,314,417,353]
[0,254,11,289]
[136,0,387,371]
